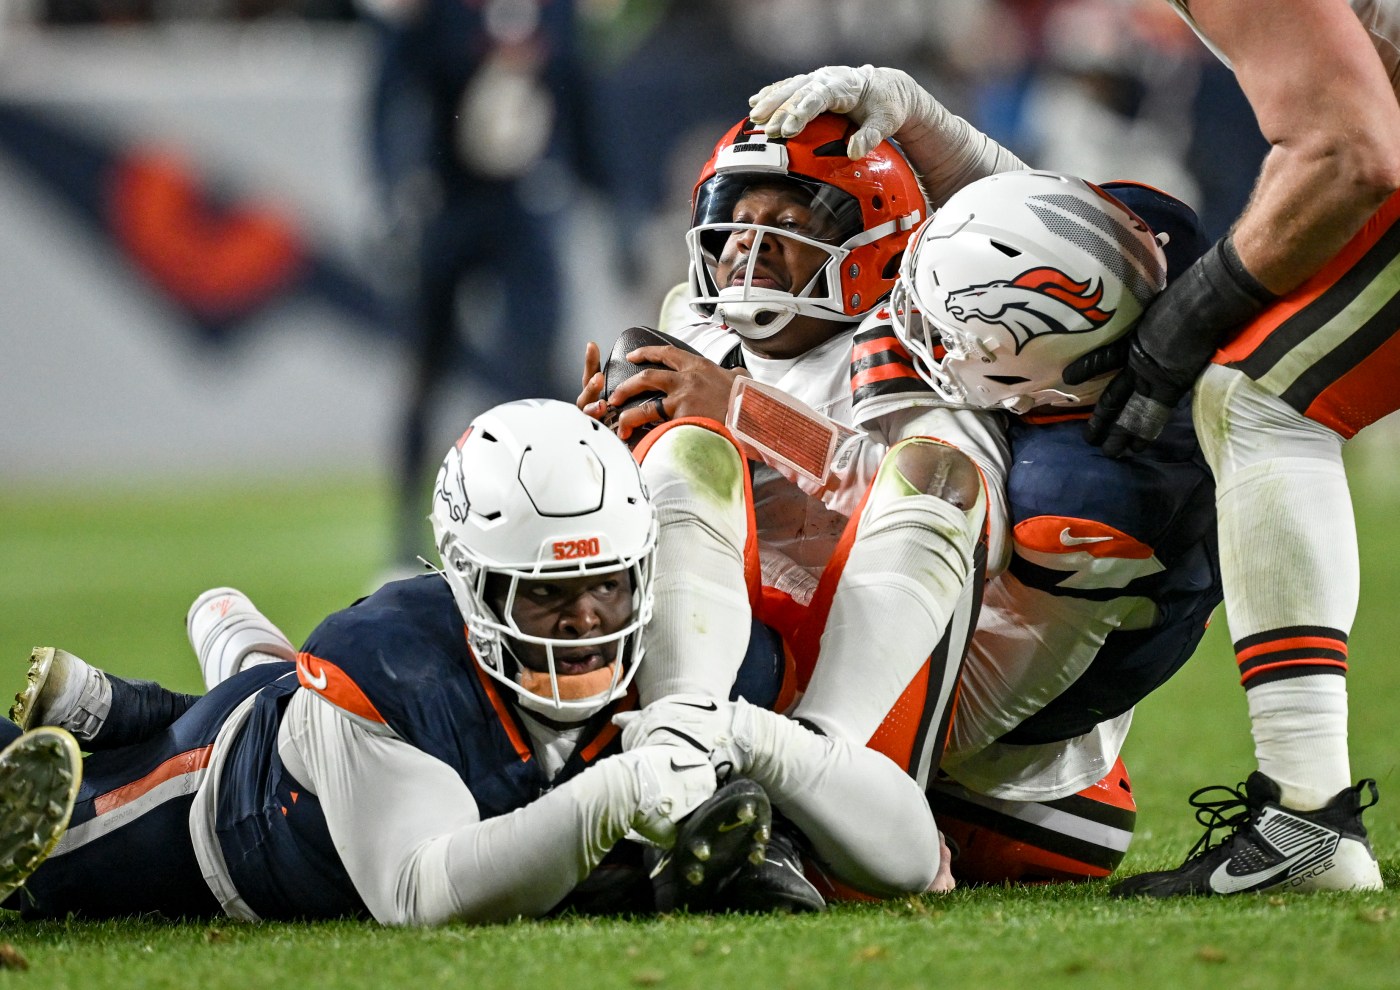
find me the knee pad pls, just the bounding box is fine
[928,757,1136,884]
[637,421,747,508]
[874,437,985,514]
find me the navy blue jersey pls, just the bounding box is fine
[217,574,786,919]
[995,401,1221,744]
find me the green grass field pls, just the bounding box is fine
[1,467,1398,989]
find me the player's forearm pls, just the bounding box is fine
[895,112,1029,208]
[1191,0,1400,293]
[1231,137,1399,293]
[414,759,641,925]
[282,691,640,926]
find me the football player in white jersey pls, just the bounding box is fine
[576,117,1198,890]
[746,0,1398,895]
[578,114,1010,839]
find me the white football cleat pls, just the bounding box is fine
[9,647,110,742]
[186,588,296,691]
[0,727,82,903]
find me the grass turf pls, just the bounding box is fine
[1,469,1397,988]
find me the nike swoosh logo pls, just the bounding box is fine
[1208,849,1315,894]
[648,852,673,880]
[677,701,719,712]
[298,657,329,691]
[1059,528,1113,546]
[669,758,706,773]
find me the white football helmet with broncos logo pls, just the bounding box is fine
[430,399,658,721]
[890,170,1168,413]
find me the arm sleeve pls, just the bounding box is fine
[277,689,642,926]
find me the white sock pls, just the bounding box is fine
[1248,675,1351,810]
[636,426,752,702]
[798,475,983,748]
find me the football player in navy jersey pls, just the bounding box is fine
[0,399,946,921]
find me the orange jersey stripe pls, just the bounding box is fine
[1218,190,1400,364]
[1302,327,1400,438]
[93,745,212,816]
[851,335,901,362]
[1015,515,1154,560]
[1234,635,1347,664]
[851,362,922,392]
[1240,657,1349,684]
[469,650,532,762]
[864,658,933,773]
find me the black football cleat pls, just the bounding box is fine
[650,777,771,912]
[716,823,826,913]
[1111,771,1382,898]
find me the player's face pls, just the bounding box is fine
[715,183,836,296]
[493,572,635,675]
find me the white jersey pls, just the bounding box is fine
[846,311,1184,802]
[670,319,884,604]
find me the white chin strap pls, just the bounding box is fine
[714,286,800,340]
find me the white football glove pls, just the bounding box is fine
[622,745,717,848]
[748,64,1027,204]
[614,694,756,777]
[750,64,933,160]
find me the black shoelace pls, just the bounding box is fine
[1182,782,1256,861]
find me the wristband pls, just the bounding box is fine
[1136,233,1278,381]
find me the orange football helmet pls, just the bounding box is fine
[686,113,926,340]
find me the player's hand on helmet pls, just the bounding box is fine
[749,64,936,160]
[604,346,748,440]
[622,745,718,847]
[614,694,753,777]
[1075,336,1197,457]
[1061,332,1186,458]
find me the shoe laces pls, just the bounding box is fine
[1182,781,1256,862]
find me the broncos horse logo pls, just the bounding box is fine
[945,267,1113,352]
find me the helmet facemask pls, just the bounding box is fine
[686,174,863,340]
[444,549,656,723]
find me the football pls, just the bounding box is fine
[599,326,702,438]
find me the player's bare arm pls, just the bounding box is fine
[1190,0,1400,292]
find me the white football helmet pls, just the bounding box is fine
[431,399,658,721]
[890,170,1167,413]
